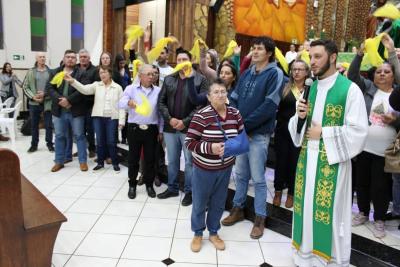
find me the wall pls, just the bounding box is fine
[138,0,166,44]
[0,0,103,69]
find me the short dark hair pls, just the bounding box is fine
[208,78,227,94]
[252,36,276,62]
[176,48,192,60]
[310,39,338,58]
[64,49,76,55]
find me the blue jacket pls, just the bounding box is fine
[229,62,284,135]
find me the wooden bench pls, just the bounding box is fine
[0,148,67,267]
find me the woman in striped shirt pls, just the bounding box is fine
[185,78,244,253]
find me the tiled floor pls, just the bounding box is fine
[1,129,399,266]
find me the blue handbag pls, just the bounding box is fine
[214,114,249,158]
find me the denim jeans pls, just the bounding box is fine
[164,132,192,193]
[92,117,118,166]
[393,174,400,215]
[233,133,270,217]
[53,112,87,164]
[191,165,233,236]
[29,104,53,147]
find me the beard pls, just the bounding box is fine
[313,58,331,78]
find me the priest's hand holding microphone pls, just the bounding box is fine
[296,78,322,140]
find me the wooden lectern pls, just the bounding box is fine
[0,148,67,267]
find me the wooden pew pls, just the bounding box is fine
[0,148,67,267]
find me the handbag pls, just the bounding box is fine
[214,113,249,158]
[384,131,400,173]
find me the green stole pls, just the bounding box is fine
[292,74,351,261]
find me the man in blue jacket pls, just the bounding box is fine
[222,36,284,239]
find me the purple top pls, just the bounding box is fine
[119,83,163,132]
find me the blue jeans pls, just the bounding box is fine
[164,132,192,193]
[53,112,87,164]
[93,117,118,166]
[233,133,270,217]
[192,165,233,236]
[393,174,400,215]
[29,104,53,147]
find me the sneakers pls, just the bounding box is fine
[250,215,265,239]
[93,165,104,172]
[352,212,368,226]
[209,235,225,250]
[51,164,64,172]
[113,165,121,173]
[27,146,37,153]
[190,236,202,252]
[182,192,192,206]
[285,195,294,208]
[80,163,88,172]
[221,207,244,226]
[273,191,282,206]
[372,220,386,238]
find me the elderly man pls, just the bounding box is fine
[119,64,163,199]
[23,52,53,153]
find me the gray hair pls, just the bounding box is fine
[78,48,90,55]
[138,64,153,74]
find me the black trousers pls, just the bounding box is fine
[273,128,301,196]
[127,123,158,187]
[356,151,392,221]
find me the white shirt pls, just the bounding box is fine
[364,89,397,156]
[156,63,174,87]
[285,51,298,64]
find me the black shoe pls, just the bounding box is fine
[47,145,54,152]
[113,165,121,173]
[93,165,104,171]
[182,192,192,206]
[385,212,400,220]
[146,186,156,198]
[154,176,162,187]
[137,174,144,186]
[121,139,127,144]
[128,186,136,199]
[157,189,179,199]
[28,146,37,153]
[73,152,78,157]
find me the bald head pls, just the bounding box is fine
[35,52,46,67]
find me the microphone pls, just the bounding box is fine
[297,78,314,134]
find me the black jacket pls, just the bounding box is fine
[47,66,87,117]
[78,62,97,108]
[158,71,209,133]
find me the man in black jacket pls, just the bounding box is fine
[157,49,208,206]
[47,49,88,172]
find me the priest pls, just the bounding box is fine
[288,39,368,266]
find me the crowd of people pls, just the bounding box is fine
[1,26,400,266]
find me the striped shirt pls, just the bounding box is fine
[185,105,244,170]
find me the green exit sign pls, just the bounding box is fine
[13,55,25,60]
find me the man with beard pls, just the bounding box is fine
[288,39,368,266]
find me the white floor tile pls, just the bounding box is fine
[47,196,77,213]
[260,242,296,267]
[91,215,138,235]
[170,238,217,264]
[75,232,129,258]
[61,213,100,232]
[258,228,292,243]
[93,176,126,188]
[140,203,179,219]
[217,241,264,266]
[49,184,89,198]
[219,220,258,242]
[173,264,217,267]
[32,182,59,196]
[64,255,118,267]
[177,205,192,220]
[132,217,176,238]
[53,231,86,254]
[81,186,120,200]
[68,199,110,214]
[117,259,166,267]
[52,254,71,267]
[64,175,98,186]
[121,235,171,261]
[103,200,144,217]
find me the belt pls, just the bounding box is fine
[129,123,157,130]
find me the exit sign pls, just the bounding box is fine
[13,55,25,61]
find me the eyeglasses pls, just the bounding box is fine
[292,68,306,72]
[143,72,156,77]
[210,91,227,96]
